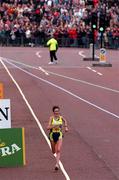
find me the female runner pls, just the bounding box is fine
[47,106,68,170]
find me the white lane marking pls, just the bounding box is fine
[2,57,119,119]
[97,72,103,76]
[36,51,41,58]
[78,51,86,58]
[92,69,96,72]
[1,57,118,93]
[39,66,49,76]
[45,70,119,94]
[87,66,103,76]
[78,51,99,59]
[1,57,49,76]
[87,67,91,70]
[78,51,103,76]
[0,57,70,180]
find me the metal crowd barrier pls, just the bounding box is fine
[0,36,118,49]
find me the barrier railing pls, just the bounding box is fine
[0,36,118,49]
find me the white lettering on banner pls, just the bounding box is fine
[1,146,12,156]
[0,144,21,157]
[11,144,21,154]
[0,99,11,128]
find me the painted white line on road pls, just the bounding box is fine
[2,57,118,93]
[87,67,103,76]
[39,66,49,75]
[79,50,103,76]
[2,57,119,119]
[36,51,41,58]
[78,51,86,58]
[46,70,119,93]
[0,57,70,180]
[1,57,49,76]
[3,58,36,69]
[92,69,97,72]
[87,66,92,70]
[78,51,99,59]
[97,72,103,76]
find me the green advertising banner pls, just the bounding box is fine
[0,128,26,167]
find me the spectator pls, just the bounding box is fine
[0,0,118,49]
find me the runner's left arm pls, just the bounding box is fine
[62,116,68,132]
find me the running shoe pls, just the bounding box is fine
[55,164,59,171]
[48,62,54,65]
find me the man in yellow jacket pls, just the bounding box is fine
[47,35,58,64]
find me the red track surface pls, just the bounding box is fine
[0,47,119,180]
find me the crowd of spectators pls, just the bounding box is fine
[0,0,119,48]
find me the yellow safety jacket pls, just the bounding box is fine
[47,38,58,51]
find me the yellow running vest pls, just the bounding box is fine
[51,116,63,132]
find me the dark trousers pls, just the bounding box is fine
[50,50,57,62]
